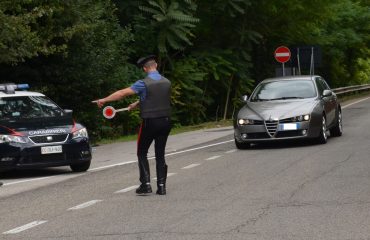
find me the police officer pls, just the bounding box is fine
[93,55,171,195]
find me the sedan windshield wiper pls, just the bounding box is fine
[253,98,273,102]
[270,97,304,100]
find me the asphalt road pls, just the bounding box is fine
[1,96,370,240]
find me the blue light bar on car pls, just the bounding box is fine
[0,83,29,94]
[17,84,29,90]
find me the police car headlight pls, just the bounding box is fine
[72,128,89,139]
[0,135,27,144]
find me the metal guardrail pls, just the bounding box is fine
[333,84,370,95]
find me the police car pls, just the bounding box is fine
[0,83,92,172]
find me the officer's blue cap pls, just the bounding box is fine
[137,55,156,68]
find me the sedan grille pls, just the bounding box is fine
[279,118,296,123]
[264,120,279,137]
[29,134,69,144]
[252,120,264,125]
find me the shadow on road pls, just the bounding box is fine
[248,138,328,150]
[0,167,73,180]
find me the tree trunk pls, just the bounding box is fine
[223,74,234,120]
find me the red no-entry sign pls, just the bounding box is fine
[274,46,291,63]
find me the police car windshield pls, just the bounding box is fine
[0,96,64,120]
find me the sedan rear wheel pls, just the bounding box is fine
[316,116,328,144]
[330,109,343,137]
[235,139,251,149]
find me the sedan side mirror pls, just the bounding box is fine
[323,90,333,97]
[240,95,248,103]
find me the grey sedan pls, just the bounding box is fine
[234,75,342,149]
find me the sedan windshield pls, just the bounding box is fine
[251,80,316,101]
[0,96,64,120]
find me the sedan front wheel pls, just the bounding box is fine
[235,139,251,149]
[330,110,343,137]
[316,115,328,144]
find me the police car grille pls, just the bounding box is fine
[264,120,279,137]
[29,134,69,144]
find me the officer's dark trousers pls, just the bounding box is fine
[137,117,171,184]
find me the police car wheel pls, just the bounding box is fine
[70,160,91,172]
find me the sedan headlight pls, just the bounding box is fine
[293,114,310,122]
[0,135,27,144]
[238,119,255,125]
[72,128,89,139]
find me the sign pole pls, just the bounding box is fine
[311,47,315,75]
[282,62,285,76]
[297,48,301,75]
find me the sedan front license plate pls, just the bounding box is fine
[281,123,298,130]
[41,145,63,155]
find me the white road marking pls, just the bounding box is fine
[205,155,221,161]
[5,140,234,187]
[68,200,102,211]
[165,140,233,157]
[2,177,53,186]
[225,149,237,154]
[342,97,370,109]
[182,163,201,169]
[115,185,139,194]
[4,97,370,188]
[89,160,137,171]
[3,221,47,234]
[152,172,177,181]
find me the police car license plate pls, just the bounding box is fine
[41,145,63,154]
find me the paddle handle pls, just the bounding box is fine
[115,107,129,112]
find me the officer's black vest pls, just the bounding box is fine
[140,76,171,118]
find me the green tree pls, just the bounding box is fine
[192,0,255,119]
[170,57,206,124]
[1,0,369,139]
[319,0,370,86]
[0,0,136,140]
[0,0,72,64]
[139,0,199,53]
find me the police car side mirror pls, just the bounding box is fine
[64,109,73,117]
[240,95,248,103]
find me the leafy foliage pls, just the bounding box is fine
[0,0,71,64]
[0,0,369,140]
[318,0,370,86]
[170,57,206,124]
[0,0,135,140]
[139,0,199,53]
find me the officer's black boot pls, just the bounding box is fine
[156,180,166,195]
[136,158,152,194]
[136,182,152,194]
[156,165,167,195]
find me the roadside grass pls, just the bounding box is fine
[338,91,370,103]
[97,119,233,145]
[96,91,370,145]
